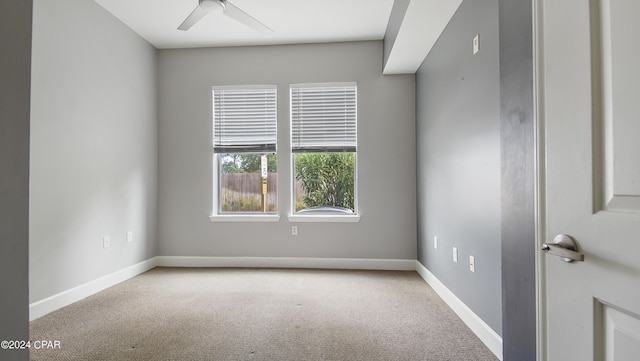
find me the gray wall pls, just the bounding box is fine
[0,1,32,359]
[499,0,536,359]
[158,41,417,260]
[29,0,158,303]
[416,0,502,335]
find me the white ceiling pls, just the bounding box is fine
[94,0,461,74]
[95,0,396,49]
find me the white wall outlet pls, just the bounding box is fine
[473,34,480,54]
[292,226,298,236]
[469,256,476,273]
[433,236,438,249]
[452,247,458,263]
[103,236,111,249]
[126,231,133,243]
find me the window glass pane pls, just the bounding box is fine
[294,152,355,213]
[220,153,277,213]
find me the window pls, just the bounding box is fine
[212,86,277,215]
[290,83,357,215]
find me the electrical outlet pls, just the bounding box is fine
[469,256,476,273]
[452,247,458,263]
[103,236,111,249]
[292,226,298,236]
[473,34,480,54]
[433,236,438,249]
[126,231,133,243]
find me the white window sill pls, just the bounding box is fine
[209,214,280,223]
[287,214,361,223]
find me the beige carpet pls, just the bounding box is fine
[30,267,498,360]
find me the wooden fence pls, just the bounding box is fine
[222,173,278,196]
[221,173,308,212]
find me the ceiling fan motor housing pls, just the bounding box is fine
[199,0,225,13]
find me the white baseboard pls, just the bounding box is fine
[155,256,416,271]
[415,261,503,361]
[29,258,157,321]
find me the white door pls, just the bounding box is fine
[539,0,640,360]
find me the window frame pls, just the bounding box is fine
[288,82,360,222]
[209,85,280,222]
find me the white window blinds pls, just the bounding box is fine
[213,86,277,153]
[290,83,357,153]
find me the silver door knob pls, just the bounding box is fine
[541,234,585,263]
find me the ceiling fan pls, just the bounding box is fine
[177,0,274,33]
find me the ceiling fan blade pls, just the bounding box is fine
[224,1,274,34]
[178,5,209,31]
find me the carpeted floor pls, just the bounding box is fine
[30,267,498,360]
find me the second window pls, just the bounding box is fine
[290,83,358,215]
